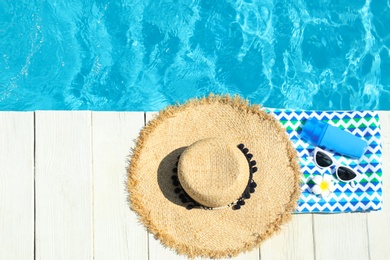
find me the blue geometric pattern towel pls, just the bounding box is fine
[268,110,383,213]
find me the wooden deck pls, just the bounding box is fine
[0,111,389,260]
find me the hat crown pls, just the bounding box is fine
[178,138,249,208]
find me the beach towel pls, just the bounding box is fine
[269,110,383,213]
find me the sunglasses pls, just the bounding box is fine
[313,147,360,187]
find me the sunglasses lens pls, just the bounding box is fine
[337,167,357,181]
[315,151,333,167]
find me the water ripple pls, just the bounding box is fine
[0,0,389,110]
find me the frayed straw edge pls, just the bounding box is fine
[126,94,302,259]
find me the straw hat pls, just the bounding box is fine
[127,95,301,259]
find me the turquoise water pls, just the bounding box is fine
[1,0,389,111]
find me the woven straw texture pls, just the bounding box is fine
[178,138,250,208]
[128,95,301,259]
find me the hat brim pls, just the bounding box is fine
[128,95,301,259]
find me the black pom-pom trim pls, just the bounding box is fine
[171,157,203,210]
[171,144,259,211]
[232,143,259,210]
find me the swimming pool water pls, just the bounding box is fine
[1,0,389,111]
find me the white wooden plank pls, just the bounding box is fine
[92,112,148,260]
[145,112,182,259]
[0,113,34,260]
[313,213,369,260]
[35,111,92,260]
[313,112,389,260]
[261,214,314,260]
[146,112,195,259]
[367,111,390,259]
[148,235,185,260]
[145,112,158,122]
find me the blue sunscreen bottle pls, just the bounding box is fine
[300,117,368,159]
